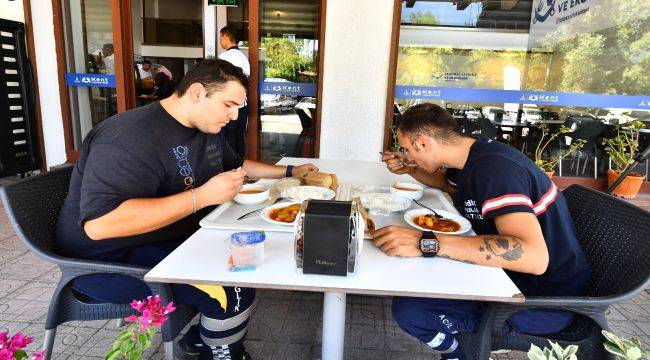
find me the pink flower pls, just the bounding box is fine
[128,296,176,330]
[0,348,14,360]
[8,333,33,351]
[0,331,7,345]
[32,350,45,360]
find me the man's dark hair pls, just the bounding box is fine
[220,25,241,44]
[398,103,463,144]
[142,60,152,65]
[175,59,248,97]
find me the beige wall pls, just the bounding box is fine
[318,0,394,161]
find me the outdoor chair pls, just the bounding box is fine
[457,184,650,359]
[0,166,197,360]
[565,118,604,177]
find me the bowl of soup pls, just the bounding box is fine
[390,182,424,200]
[234,184,270,205]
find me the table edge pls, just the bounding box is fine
[144,275,526,303]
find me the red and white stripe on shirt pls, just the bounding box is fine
[481,183,558,217]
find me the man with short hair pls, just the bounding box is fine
[218,25,250,158]
[56,59,317,360]
[378,104,591,360]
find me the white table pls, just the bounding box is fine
[145,158,523,360]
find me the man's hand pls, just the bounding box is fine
[382,152,416,175]
[292,163,319,177]
[196,168,247,207]
[372,225,423,257]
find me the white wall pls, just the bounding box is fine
[318,0,394,161]
[30,1,67,168]
[0,0,24,22]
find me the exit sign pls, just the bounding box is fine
[208,0,238,6]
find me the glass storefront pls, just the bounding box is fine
[257,0,321,164]
[142,0,203,47]
[60,0,116,150]
[393,0,650,178]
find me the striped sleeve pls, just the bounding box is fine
[471,161,536,219]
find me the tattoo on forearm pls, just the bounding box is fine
[480,235,523,261]
[439,254,476,265]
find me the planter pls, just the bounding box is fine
[545,171,555,179]
[607,170,645,199]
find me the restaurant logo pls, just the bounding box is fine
[401,87,441,99]
[534,0,590,25]
[519,92,560,104]
[533,0,556,24]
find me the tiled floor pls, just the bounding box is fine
[1,191,648,359]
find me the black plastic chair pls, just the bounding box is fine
[0,166,197,360]
[457,185,650,359]
[564,118,604,177]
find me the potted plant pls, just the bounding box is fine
[602,330,649,360]
[534,124,586,179]
[528,340,578,360]
[602,120,646,199]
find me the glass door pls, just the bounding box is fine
[60,0,118,151]
[256,0,321,163]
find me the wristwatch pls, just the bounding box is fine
[419,231,439,258]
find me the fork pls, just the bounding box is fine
[237,197,286,220]
[412,199,443,219]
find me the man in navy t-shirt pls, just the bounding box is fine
[378,104,591,360]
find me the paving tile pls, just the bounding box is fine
[633,321,650,336]
[8,281,56,300]
[0,278,29,297]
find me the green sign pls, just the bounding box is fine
[208,0,238,6]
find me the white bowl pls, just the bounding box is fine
[403,208,472,235]
[260,201,302,226]
[390,182,424,200]
[281,186,336,202]
[234,184,270,206]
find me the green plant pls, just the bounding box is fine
[601,120,645,173]
[534,124,586,172]
[528,340,578,360]
[602,330,649,360]
[390,125,401,152]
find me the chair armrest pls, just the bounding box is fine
[55,256,150,281]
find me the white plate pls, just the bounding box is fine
[404,208,472,235]
[260,201,302,226]
[358,192,411,213]
[281,186,336,202]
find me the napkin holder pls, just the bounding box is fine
[294,200,364,276]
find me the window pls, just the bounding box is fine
[389,0,650,179]
[142,0,203,47]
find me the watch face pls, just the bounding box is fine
[421,239,438,252]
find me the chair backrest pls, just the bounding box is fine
[563,185,650,298]
[0,165,73,255]
[479,117,499,139]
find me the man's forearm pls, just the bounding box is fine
[437,233,547,275]
[84,191,194,240]
[242,160,287,179]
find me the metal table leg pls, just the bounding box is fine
[322,291,346,360]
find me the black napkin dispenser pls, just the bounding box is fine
[294,199,364,276]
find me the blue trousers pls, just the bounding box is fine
[72,239,255,359]
[392,297,574,357]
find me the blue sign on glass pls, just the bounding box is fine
[66,73,116,88]
[260,81,317,97]
[395,86,650,110]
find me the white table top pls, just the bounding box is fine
[145,158,524,303]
